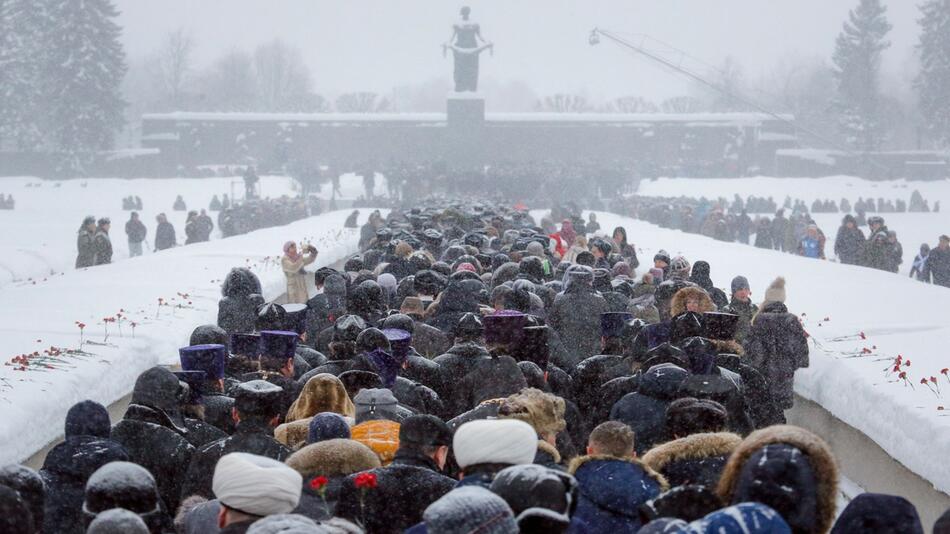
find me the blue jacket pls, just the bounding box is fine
[567,456,666,533]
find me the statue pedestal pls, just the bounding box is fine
[446,92,485,129]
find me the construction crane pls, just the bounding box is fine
[588,27,891,174]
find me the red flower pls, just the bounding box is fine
[309,476,329,491]
[942,368,949,375]
[899,371,907,379]
[892,365,900,373]
[859,332,866,340]
[354,472,378,489]
[906,360,912,367]
[921,378,929,385]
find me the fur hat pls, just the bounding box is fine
[212,453,302,517]
[498,388,566,436]
[453,419,538,469]
[285,438,381,478]
[762,276,786,305]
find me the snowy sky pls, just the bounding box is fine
[115,0,922,102]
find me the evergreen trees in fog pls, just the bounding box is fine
[916,0,950,149]
[0,0,126,173]
[832,0,892,152]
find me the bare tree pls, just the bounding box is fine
[335,92,391,113]
[660,96,705,114]
[159,28,194,108]
[253,39,313,111]
[199,48,256,111]
[601,95,658,113]
[536,93,590,112]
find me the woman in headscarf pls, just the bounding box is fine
[283,241,318,304]
[276,374,355,449]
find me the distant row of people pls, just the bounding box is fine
[0,193,15,210]
[716,191,940,215]
[120,196,143,211]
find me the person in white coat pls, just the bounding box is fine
[282,241,317,304]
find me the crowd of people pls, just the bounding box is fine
[0,193,15,209]
[31,197,949,534]
[607,193,950,286]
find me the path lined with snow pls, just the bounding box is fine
[590,210,950,494]
[0,209,376,465]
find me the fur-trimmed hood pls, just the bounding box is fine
[670,286,716,317]
[717,425,838,534]
[568,454,668,491]
[568,455,669,519]
[641,432,741,473]
[286,373,355,422]
[285,438,381,478]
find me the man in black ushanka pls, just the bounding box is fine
[180,380,291,501]
[179,343,235,434]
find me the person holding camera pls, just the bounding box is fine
[282,241,318,304]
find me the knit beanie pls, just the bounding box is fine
[307,413,351,444]
[762,277,786,304]
[730,276,750,295]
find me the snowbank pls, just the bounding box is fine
[0,209,380,465]
[0,173,388,289]
[0,176,298,287]
[589,210,950,494]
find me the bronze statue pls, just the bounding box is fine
[443,6,493,92]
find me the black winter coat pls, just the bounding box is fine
[335,453,456,534]
[433,342,490,400]
[217,294,265,335]
[111,404,195,513]
[452,354,527,416]
[610,364,688,454]
[716,354,784,428]
[40,436,129,534]
[180,420,291,500]
[155,221,176,250]
[929,247,950,287]
[744,301,809,410]
[125,219,147,243]
[76,230,96,268]
[549,288,609,366]
[834,225,866,264]
[93,230,112,265]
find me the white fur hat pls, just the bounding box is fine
[453,419,537,469]
[212,453,302,516]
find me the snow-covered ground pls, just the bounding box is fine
[637,175,950,270]
[0,173,386,288]
[0,209,381,466]
[588,209,950,495]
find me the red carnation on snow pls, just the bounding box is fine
[859,332,866,340]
